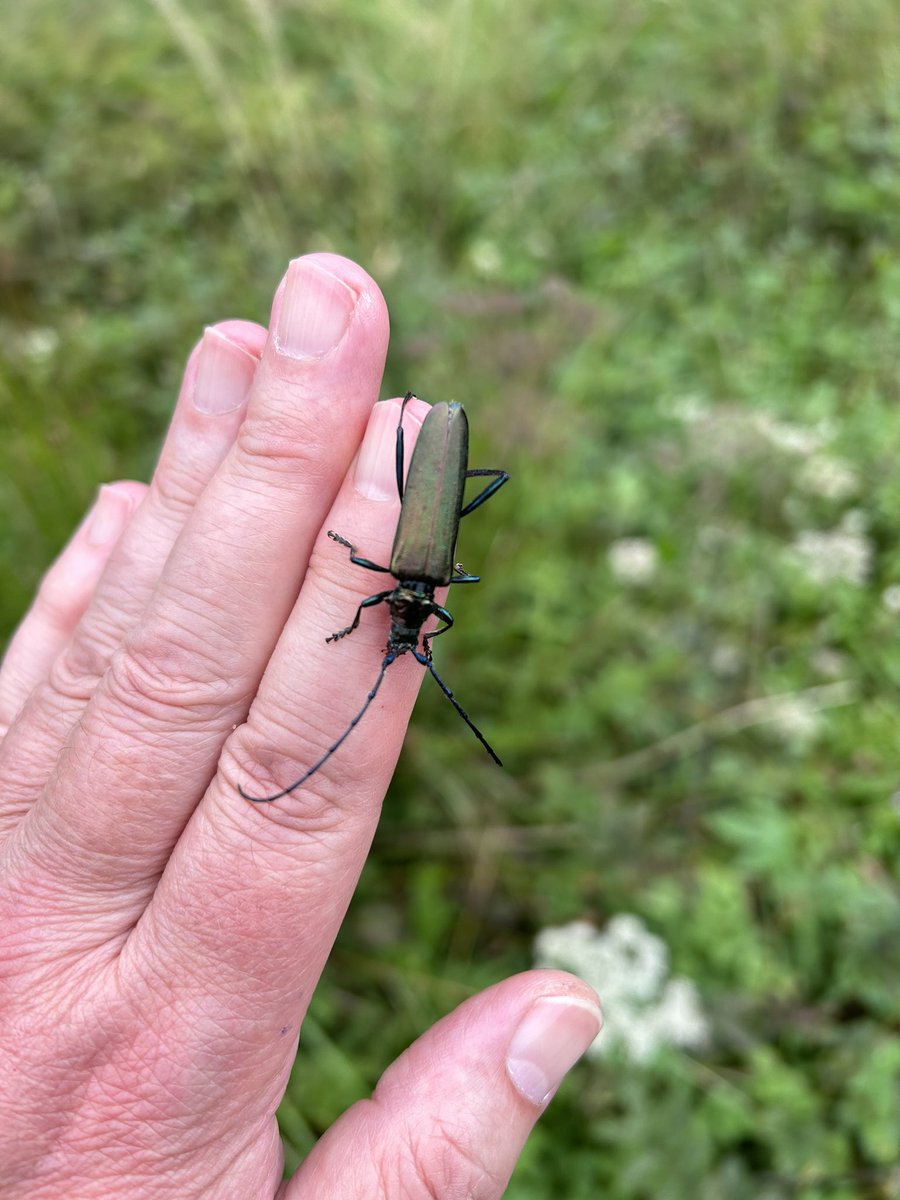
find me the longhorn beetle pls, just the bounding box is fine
[239,392,509,802]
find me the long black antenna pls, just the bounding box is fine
[413,650,502,766]
[239,654,397,802]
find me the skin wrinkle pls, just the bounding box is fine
[130,592,258,680]
[64,711,204,797]
[234,400,359,482]
[0,737,60,813]
[41,1107,259,1200]
[431,1120,505,1197]
[303,543,398,634]
[44,642,114,710]
[131,929,350,1072]
[120,930,281,1047]
[218,735,387,839]
[201,797,373,920]
[0,894,126,972]
[89,653,241,760]
[210,759,358,846]
[150,455,226,518]
[229,431,344,501]
[220,786,369,863]
[359,1097,511,1200]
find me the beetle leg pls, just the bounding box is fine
[460,468,509,518]
[326,590,394,643]
[422,605,454,655]
[394,391,419,501]
[450,562,481,584]
[327,530,392,574]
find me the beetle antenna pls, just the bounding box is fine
[413,650,502,766]
[239,654,397,802]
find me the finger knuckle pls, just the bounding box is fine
[104,634,232,733]
[47,636,111,707]
[235,409,332,485]
[384,1121,502,1200]
[149,464,206,522]
[217,723,351,838]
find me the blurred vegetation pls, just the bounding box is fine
[4,0,900,1195]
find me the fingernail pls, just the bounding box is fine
[192,328,259,414]
[274,258,357,360]
[85,485,135,548]
[506,996,602,1108]
[355,400,418,501]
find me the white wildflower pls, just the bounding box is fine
[600,914,669,1003]
[19,327,59,361]
[608,538,658,585]
[790,516,872,586]
[653,979,709,1053]
[883,586,900,614]
[534,916,709,1063]
[467,237,503,278]
[750,413,830,456]
[798,454,858,501]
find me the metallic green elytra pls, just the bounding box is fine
[390,401,468,587]
[239,392,508,803]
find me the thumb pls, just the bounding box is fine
[285,971,602,1199]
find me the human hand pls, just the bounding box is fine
[0,254,602,1199]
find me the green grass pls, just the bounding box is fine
[4,0,900,1195]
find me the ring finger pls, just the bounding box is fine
[0,319,266,832]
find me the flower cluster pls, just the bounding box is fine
[607,538,659,586]
[790,512,872,586]
[797,453,858,501]
[534,915,709,1063]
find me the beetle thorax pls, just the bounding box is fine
[387,581,438,652]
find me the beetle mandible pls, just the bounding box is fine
[239,392,509,802]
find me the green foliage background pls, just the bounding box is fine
[4,0,900,1195]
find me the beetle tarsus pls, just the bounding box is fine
[328,530,392,576]
[451,562,481,583]
[327,589,394,643]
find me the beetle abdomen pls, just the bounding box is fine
[390,401,468,586]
